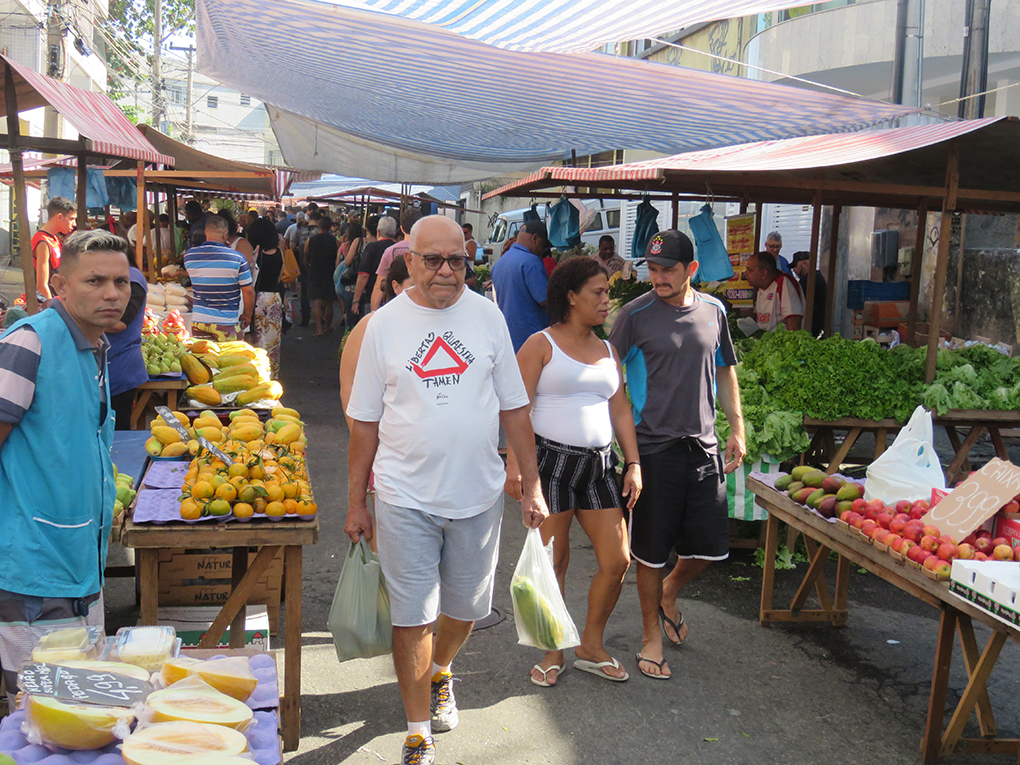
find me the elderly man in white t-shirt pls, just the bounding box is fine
[346,215,548,765]
[744,250,804,332]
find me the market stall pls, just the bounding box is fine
[748,474,1020,764]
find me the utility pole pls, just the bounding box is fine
[43,0,65,148]
[151,0,163,129]
[958,0,991,118]
[891,0,924,107]
[169,44,196,143]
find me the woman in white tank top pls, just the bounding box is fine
[506,257,641,687]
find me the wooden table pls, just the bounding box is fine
[803,410,1020,482]
[749,476,1019,764]
[121,516,319,751]
[130,378,190,430]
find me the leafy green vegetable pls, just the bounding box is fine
[922,383,952,416]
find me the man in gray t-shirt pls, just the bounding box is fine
[609,230,745,680]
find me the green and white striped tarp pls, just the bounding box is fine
[728,455,782,521]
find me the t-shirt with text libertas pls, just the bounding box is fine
[346,288,529,519]
[609,290,736,455]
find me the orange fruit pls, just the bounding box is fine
[232,502,254,519]
[282,482,299,499]
[238,485,258,503]
[253,497,268,514]
[289,441,305,454]
[283,499,299,515]
[296,498,317,516]
[207,498,231,516]
[211,474,228,489]
[180,499,201,521]
[210,459,227,470]
[227,463,249,478]
[191,481,214,500]
[265,501,286,518]
[265,483,284,502]
[229,475,247,491]
[249,465,266,480]
[215,483,237,501]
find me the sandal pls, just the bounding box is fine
[635,654,671,680]
[572,657,629,682]
[659,606,687,647]
[530,663,565,687]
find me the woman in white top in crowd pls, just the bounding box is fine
[506,256,641,687]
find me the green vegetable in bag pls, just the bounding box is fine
[511,575,565,651]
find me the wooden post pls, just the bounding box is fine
[5,66,37,315]
[907,201,929,346]
[135,162,146,272]
[803,190,823,334]
[168,190,178,260]
[925,144,959,383]
[671,190,679,229]
[76,139,88,226]
[824,203,842,337]
[753,201,763,253]
[153,187,163,275]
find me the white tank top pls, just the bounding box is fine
[530,330,619,448]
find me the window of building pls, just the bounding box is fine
[168,87,185,105]
[240,94,251,106]
[207,95,218,109]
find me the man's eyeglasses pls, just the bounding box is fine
[410,250,468,271]
[765,242,781,251]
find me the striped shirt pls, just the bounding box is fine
[183,242,253,325]
[0,300,109,425]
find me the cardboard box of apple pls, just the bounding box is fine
[773,465,1020,581]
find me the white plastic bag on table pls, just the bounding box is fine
[510,528,580,651]
[327,538,393,662]
[864,405,946,503]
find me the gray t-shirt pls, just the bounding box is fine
[609,290,736,454]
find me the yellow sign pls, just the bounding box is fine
[722,214,757,307]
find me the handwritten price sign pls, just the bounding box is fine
[18,663,151,707]
[920,458,1020,541]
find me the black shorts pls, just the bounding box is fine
[536,435,622,515]
[629,439,728,567]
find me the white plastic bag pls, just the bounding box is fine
[510,528,580,651]
[327,539,392,662]
[864,405,946,502]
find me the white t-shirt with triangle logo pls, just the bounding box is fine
[346,288,530,519]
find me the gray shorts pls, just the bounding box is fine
[375,496,503,627]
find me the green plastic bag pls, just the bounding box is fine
[327,539,392,662]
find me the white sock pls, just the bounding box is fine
[408,720,431,739]
[431,661,450,677]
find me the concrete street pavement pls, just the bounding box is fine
[105,316,1019,765]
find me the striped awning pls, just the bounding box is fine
[197,0,920,184]
[328,0,832,53]
[1,54,174,166]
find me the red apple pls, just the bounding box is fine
[839,510,855,523]
[877,512,894,530]
[851,514,866,529]
[1014,547,1020,562]
[901,539,917,554]
[904,525,924,543]
[957,543,975,560]
[937,543,958,561]
[909,506,927,521]
[861,520,879,535]
[975,552,989,561]
[933,560,952,579]
[974,537,994,554]
[993,544,1014,561]
[991,537,1009,549]
[1002,500,1019,514]
[907,545,928,563]
[920,535,940,553]
[922,525,941,538]
[895,499,912,513]
[913,499,930,511]
[923,554,940,571]
[851,498,868,514]
[890,515,909,534]
[938,534,958,546]
[872,528,890,543]
[863,506,879,522]
[868,498,885,510]
[962,534,977,547]
[975,530,992,540]
[886,534,903,551]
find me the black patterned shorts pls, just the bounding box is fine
[535,435,622,514]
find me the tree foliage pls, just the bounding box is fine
[104,0,195,101]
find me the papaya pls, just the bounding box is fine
[168,411,190,426]
[216,363,259,380]
[216,353,255,368]
[774,474,795,491]
[276,423,302,445]
[197,427,224,443]
[212,374,258,394]
[198,353,220,369]
[121,722,248,765]
[160,442,190,458]
[180,354,212,385]
[267,380,284,399]
[229,408,259,420]
[229,425,264,443]
[187,385,223,406]
[193,416,223,431]
[235,383,274,406]
[273,407,301,419]
[145,437,164,456]
[510,575,565,651]
[151,426,183,445]
[272,414,304,427]
[188,339,221,355]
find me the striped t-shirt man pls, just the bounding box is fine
[183,241,253,326]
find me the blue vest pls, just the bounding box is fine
[0,309,115,597]
[107,266,149,396]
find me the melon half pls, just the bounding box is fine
[121,722,248,765]
[159,657,257,702]
[145,686,254,730]
[57,660,152,684]
[25,695,134,750]
[171,758,254,765]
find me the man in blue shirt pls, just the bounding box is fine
[0,230,130,706]
[183,215,255,341]
[490,220,550,351]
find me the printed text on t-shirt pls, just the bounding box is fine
[406,331,475,388]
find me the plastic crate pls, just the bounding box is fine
[846,280,910,309]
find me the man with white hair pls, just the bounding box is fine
[346,215,547,765]
[352,215,397,317]
[764,230,794,276]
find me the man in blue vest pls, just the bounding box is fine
[0,230,130,707]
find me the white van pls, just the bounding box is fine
[485,199,621,264]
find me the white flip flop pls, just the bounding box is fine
[530,663,565,687]
[572,657,629,682]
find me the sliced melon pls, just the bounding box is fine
[170,758,254,765]
[159,657,257,702]
[25,694,134,750]
[121,722,248,765]
[57,660,152,684]
[145,686,254,730]
[32,626,91,662]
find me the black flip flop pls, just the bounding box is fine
[635,653,671,680]
[659,606,688,647]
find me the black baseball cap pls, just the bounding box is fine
[791,251,810,265]
[521,219,548,242]
[645,229,694,266]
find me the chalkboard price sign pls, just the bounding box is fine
[18,663,151,707]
